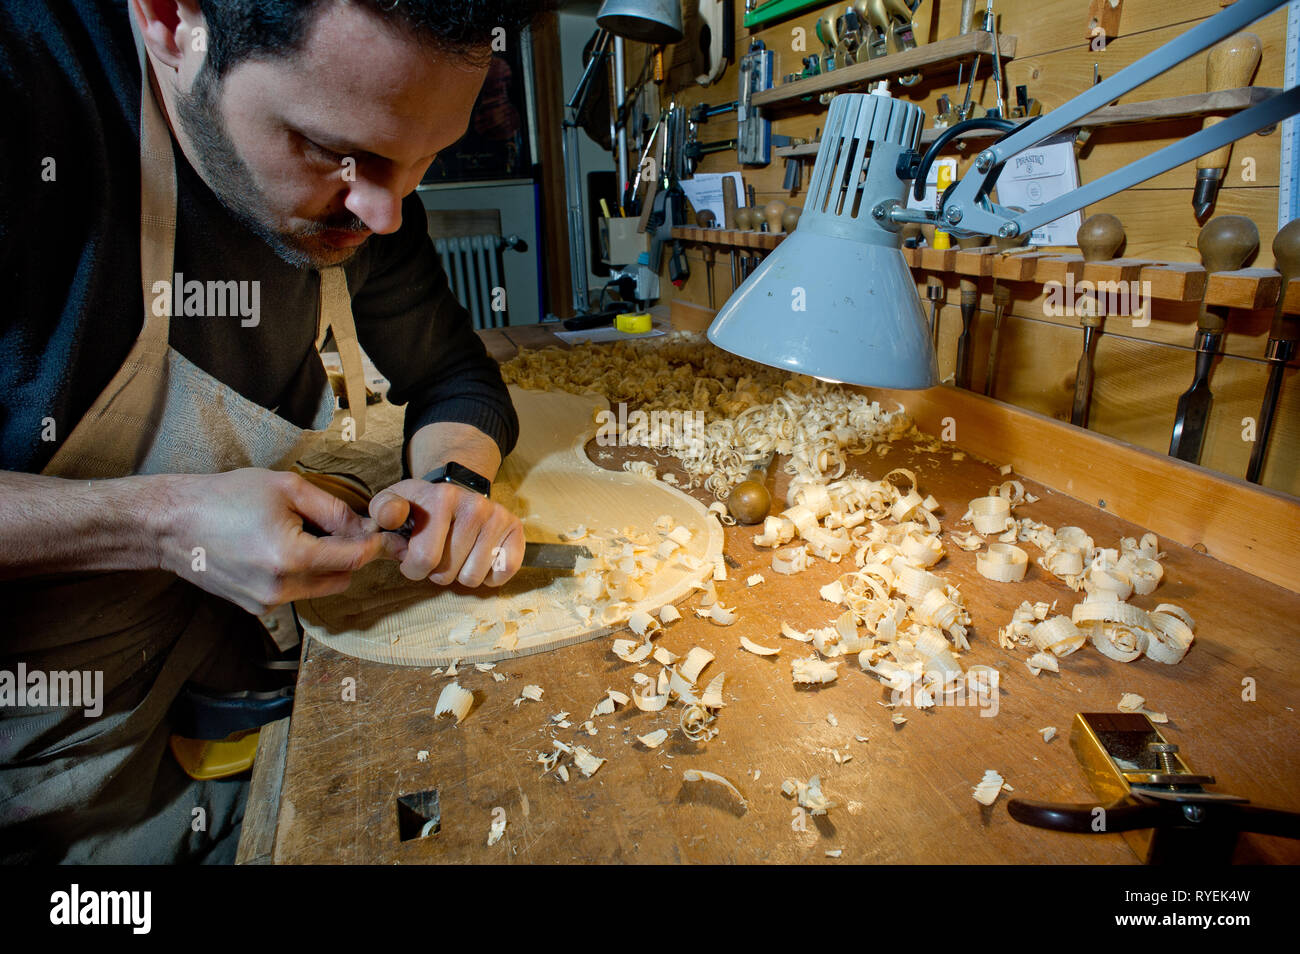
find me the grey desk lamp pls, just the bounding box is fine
[708,0,1300,389]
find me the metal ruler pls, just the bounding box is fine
[1282,0,1300,226]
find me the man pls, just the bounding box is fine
[0,0,547,862]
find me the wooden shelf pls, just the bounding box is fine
[902,245,1300,310]
[672,226,787,250]
[773,88,1279,159]
[752,31,1017,111]
[917,87,1281,145]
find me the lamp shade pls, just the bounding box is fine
[707,92,938,389]
[596,0,684,44]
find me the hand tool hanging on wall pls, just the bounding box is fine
[1193,33,1263,221]
[985,209,1031,396]
[1169,215,1259,464]
[646,105,690,288]
[926,278,945,350]
[722,176,740,290]
[983,0,1007,118]
[954,235,985,389]
[738,41,774,165]
[1246,218,1300,483]
[955,0,979,121]
[694,0,735,87]
[696,210,719,307]
[1070,214,1125,427]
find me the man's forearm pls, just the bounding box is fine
[0,471,173,579]
[406,421,504,484]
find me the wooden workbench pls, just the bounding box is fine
[269,326,1300,864]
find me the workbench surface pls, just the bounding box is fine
[271,326,1300,864]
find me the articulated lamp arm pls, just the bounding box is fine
[889,0,1299,240]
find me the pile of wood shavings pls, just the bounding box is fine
[501,333,916,498]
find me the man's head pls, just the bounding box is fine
[135,0,547,268]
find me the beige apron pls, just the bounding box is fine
[0,19,368,862]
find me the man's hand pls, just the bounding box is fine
[160,468,387,615]
[369,478,524,588]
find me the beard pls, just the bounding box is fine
[175,64,369,270]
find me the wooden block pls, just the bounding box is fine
[1081,258,1146,284]
[1285,277,1300,315]
[1034,254,1084,284]
[1205,268,1282,310]
[1139,262,1208,302]
[902,247,921,268]
[920,247,957,271]
[954,246,998,276]
[993,250,1055,282]
[670,299,716,332]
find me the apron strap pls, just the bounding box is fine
[134,12,176,354]
[315,267,368,438]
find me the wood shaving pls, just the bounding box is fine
[682,769,747,808]
[707,604,737,625]
[680,704,717,741]
[638,729,669,748]
[417,750,429,762]
[434,682,474,724]
[1025,651,1060,676]
[491,672,507,683]
[976,543,1029,582]
[781,775,835,814]
[892,715,907,726]
[513,684,544,706]
[792,655,840,685]
[556,764,570,782]
[1040,726,1057,743]
[701,672,726,708]
[658,604,682,624]
[487,813,506,847]
[572,746,604,777]
[679,647,715,683]
[972,769,1005,806]
[739,636,780,656]
[746,574,765,586]
[825,849,843,858]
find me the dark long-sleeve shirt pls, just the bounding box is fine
[0,0,519,475]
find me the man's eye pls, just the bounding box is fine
[305,138,345,162]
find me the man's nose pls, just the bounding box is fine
[342,178,404,236]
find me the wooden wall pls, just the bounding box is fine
[618,0,1298,497]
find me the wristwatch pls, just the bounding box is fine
[420,461,491,498]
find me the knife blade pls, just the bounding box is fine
[394,517,592,572]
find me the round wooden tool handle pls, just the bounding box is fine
[1077,213,1124,262]
[1272,218,1300,341]
[782,206,802,232]
[763,199,787,233]
[1198,214,1259,332]
[696,209,716,228]
[734,207,754,231]
[1197,33,1262,171]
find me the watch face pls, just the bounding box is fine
[440,461,491,497]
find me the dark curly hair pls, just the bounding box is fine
[196,0,554,77]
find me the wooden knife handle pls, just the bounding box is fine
[1197,33,1262,171]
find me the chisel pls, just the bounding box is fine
[926,278,945,350]
[395,521,592,572]
[1169,215,1259,463]
[1193,33,1262,221]
[985,208,1030,396]
[1246,218,1300,483]
[722,176,739,291]
[1070,214,1124,427]
[696,210,717,308]
[954,235,985,389]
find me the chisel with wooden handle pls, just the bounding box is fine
[985,207,1030,396]
[1246,218,1300,483]
[1193,33,1262,221]
[1169,215,1259,463]
[954,235,985,389]
[1071,214,1124,427]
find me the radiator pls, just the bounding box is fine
[433,234,524,330]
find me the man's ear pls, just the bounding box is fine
[130,0,206,72]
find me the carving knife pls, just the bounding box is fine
[1070,214,1124,427]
